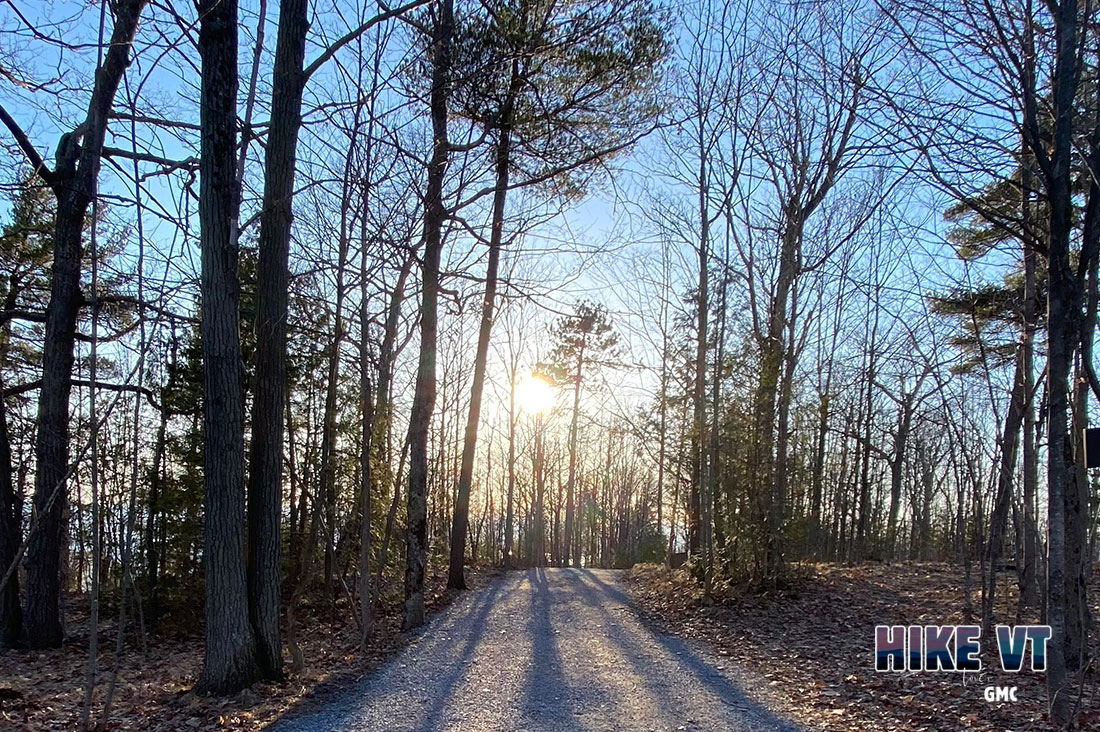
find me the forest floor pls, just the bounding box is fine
[627,561,1100,732]
[0,564,504,731]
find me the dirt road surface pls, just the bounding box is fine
[268,568,803,732]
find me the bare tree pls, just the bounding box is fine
[0,0,148,649]
[194,0,260,694]
[405,0,455,629]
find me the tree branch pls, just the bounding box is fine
[108,111,202,131]
[4,378,162,410]
[0,102,55,186]
[93,294,196,323]
[303,0,429,82]
[102,146,198,173]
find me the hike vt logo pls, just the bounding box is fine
[874,625,1051,702]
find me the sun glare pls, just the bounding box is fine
[515,375,555,415]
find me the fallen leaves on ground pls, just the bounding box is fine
[0,565,503,731]
[627,562,1099,732]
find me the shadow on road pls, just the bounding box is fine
[268,568,807,732]
[576,569,806,732]
[266,579,505,731]
[522,567,576,726]
[416,579,506,730]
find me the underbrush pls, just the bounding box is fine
[0,564,505,731]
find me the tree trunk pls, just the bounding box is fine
[0,286,21,647]
[771,277,800,573]
[149,328,183,631]
[448,62,519,589]
[319,117,361,612]
[0,379,20,648]
[358,29,385,651]
[1043,0,1080,720]
[533,418,548,566]
[375,441,407,598]
[655,302,669,551]
[505,358,517,568]
[689,147,708,560]
[371,250,413,524]
[810,289,843,558]
[22,0,146,650]
[915,438,935,560]
[145,334,172,630]
[405,0,454,629]
[80,322,101,731]
[755,218,800,582]
[195,0,260,693]
[1019,138,1041,613]
[1066,359,1090,670]
[706,232,730,586]
[356,207,373,647]
[886,389,917,558]
[245,0,310,680]
[565,340,585,569]
[1046,271,1074,723]
[1063,74,1100,672]
[853,298,879,563]
[982,351,1026,633]
[1019,271,1040,611]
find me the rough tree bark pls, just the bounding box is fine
[245,0,310,681]
[754,212,800,579]
[195,0,260,694]
[1067,359,1090,670]
[1042,0,1080,722]
[1063,58,1100,672]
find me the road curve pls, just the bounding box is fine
[268,568,803,732]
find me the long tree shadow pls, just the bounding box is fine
[565,569,695,721]
[521,566,579,728]
[416,579,506,730]
[267,579,505,731]
[576,569,806,732]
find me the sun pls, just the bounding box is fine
[515,374,555,415]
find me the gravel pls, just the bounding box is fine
[267,568,804,732]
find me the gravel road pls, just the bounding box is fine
[268,568,803,732]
